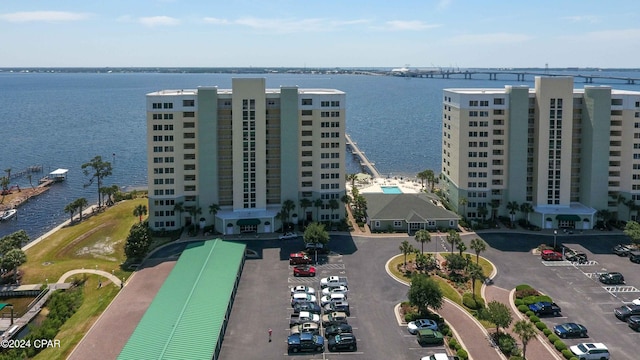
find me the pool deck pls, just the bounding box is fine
[353,177,423,194]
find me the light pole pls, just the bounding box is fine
[553,229,558,249]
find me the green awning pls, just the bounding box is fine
[556,214,581,221]
[236,218,261,226]
[0,304,8,311]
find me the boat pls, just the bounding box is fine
[1,209,17,221]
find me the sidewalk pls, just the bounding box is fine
[484,286,563,360]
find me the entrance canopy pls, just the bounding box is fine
[556,214,581,221]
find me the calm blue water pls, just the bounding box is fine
[2,70,640,240]
[381,186,403,194]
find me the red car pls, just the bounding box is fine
[294,265,316,277]
[541,249,563,261]
[290,252,313,265]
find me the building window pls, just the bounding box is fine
[183,111,195,117]
[302,98,312,105]
[393,220,403,227]
[183,99,195,107]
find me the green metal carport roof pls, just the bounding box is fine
[118,239,245,360]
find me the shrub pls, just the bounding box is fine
[525,310,534,317]
[514,298,524,306]
[509,357,524,360]
[536,321,547,331]
[456,349,469,360]
[548,334,560,344]
[522,294,553,305]
[554,339,567,351]
[515,287,540,299]
[463,292,485,310]
[543,328,552,336]
[517,304,529,313]
[515,284,533,291]
[497,333,519,356]
[561,349,574,359]
[529,314,540,323]
[448,337,458,349]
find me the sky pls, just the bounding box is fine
[1,0,639,68]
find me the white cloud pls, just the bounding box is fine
[202,17,371,33]
[450,32,533,44]
[138,16,180,27]
[0,11,90,23]
[203,17,230,25]
[585,28,640,40]
[383,20,439,31]
[561,15,600,23]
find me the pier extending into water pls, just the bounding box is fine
[345,134,381,178]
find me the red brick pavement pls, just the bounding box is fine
[483,285,563,360]
[436,299,505,360]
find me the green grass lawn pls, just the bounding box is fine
[15,197,149,359]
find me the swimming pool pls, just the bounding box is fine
[381,186,403,194]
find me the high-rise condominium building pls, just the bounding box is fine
[146,78,346,234]
[442,76,640,229]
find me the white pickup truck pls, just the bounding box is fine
[320,275,348,288]
[290,311,320,326]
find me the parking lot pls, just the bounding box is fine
[478,232,640,360]
[218,235,448,360]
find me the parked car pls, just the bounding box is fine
[324,301,350,316]
[628,315,640,331]
[614,304,640,321]
[421,354,460,360]
[629,251,640,264]
[541,249,563,261]
[320,276,348,288]
[322,311,349,327]
[320,293,346,306]
[293,301,322,315]
[291,285,316,296]
[290,322,320,335]
[287,333,324,353]
[528,301,562,316]
[324,323,352,337]
[291,293,317,307]
[416,329,444,346]
[553,323,588,338]
[598,272,625,284]
[564,249,588,263]
[327,333,357,352]
[289,252,313,265]
[293,265,316,277]
[632,297,640,306]
[290,311,320,327]
[279,232,298,240]
[569,343,610,360]
[407,319,439,334]
[612,244,632,256]
[321,285,349,297]
[305,242,330,254]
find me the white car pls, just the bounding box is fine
[321,285,348,297]
[291,293,317,307]
[421,354,454,360]
[279,232,298,240]
[407,319,439,334]
[320,293,346,306]
[569,343,610,360]
[291,285,316,296]
[632,297,640,306]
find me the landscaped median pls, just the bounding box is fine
[387,251,498,360]
[513,284,578,360]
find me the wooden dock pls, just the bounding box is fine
[345,133,381,178]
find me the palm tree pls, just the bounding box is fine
[417,170,428,189]
[468,262,485,298]
[506,201,519,226]
[133,204,148,222]
[75,197,89,221]
[282,199,296,223]
[414,229,431,254]
[458,197,468,218]
[478,205,488,222]
[81,156,113,208]
[596,209,614,228]
[424,169,435,192]
[456,241,467,256]
[209,203,220,232]
[345,173,357,188]
[446,230,460,255]
[470,238,487,264]
[64,202,77,223]
[174,202,185,228]
[188,206,202,224]
[489,199,500,221]
[399,240,414,267]
[313,199,324,222]
[519,202,534,225]
[513,319,537,359]
[299,198,312,225]
[328,199,339,223]
[340,194,351,206]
